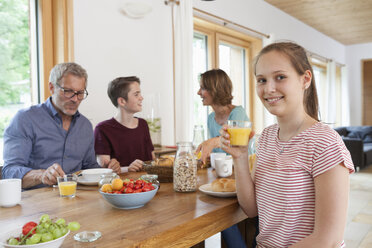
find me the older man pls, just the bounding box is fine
[2,63,119,189]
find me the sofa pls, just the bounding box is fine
[334,126,372,170]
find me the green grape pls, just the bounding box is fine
[61,227,68,235]
[40,214,50,223]
[52,228,63,239]
[36,225,46,234]
[29,233,41,244]
[55,218,65,226]
[41,232,53,242]
[8,238,19,245]
[25,238,34,245]
[43,222,50,229]
[48,224,56,232]
[67,221,80,231]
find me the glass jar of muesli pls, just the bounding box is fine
[174,142,197,192]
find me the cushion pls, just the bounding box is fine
[346,126,372,143]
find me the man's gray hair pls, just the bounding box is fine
[49,62,88,86]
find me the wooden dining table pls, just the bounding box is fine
[0,168,256,248]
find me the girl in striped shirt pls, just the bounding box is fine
[220,42,354,247]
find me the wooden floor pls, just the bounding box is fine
[206,164,372,248]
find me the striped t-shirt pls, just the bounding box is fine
[255,122,354,247]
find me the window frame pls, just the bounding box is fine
[193,17,262,129]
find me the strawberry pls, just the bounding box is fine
[22,221,37,236]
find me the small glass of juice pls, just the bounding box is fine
[57,174,78,198]
[227,120,252,147]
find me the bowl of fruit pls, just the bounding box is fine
[99,178,158,209]
[0,214,80,248]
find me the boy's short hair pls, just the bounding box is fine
[107,76,140,107]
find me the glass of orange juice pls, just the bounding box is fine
[57,174,77,198]
[227,120,252,147]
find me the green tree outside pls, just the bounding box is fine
[0,0,30,137]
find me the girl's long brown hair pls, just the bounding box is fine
[254,42,320,121]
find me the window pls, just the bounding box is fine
[192,17,261,134]
[218,40,248,109]
[0,0,74,166]
[0,0,36,165]
[192,32,209,130]
[311,58,343,127]
[312,63,327,122]
[335,65,342,127]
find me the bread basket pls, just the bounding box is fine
[143,158,173,183]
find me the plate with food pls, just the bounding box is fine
[199,178,237,197]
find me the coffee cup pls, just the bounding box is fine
[0,179,22,207]
[210,152,226,169]
[215,156,233,177]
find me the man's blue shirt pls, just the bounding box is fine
[2,97,99,186]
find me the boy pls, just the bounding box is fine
[94,77,155,173]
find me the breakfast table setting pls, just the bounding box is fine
[0,123,257,248]
[0,167,256,248]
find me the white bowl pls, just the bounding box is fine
[81,168,113,182]
[0,229,70,248]
[100,185,158,209]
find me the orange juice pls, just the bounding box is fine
[58,181,77,197]
[227,127,251,146]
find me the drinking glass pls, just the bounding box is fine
[57,174,78,198]
[192,125,205,149]
[227,120,252,146]
[248,134,259,173]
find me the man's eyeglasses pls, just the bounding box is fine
[55,83,88,100]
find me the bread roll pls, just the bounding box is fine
[211,178,236,192]
[156,157,173,166]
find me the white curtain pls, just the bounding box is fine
[326,60,337,126]
[341,66,350,126]
[174,0,193,143]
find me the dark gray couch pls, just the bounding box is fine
[334,126,372,170]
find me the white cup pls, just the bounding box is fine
[210,152,226,169]
[0,179,22,207]
[215,157,233,178]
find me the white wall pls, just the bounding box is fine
[74,0,174,145]
[346,42,372,125]
[73,0,363,146]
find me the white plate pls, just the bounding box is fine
[77,177,99,186]
[199,183,237,197]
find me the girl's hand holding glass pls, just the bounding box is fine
[219,124,255,159]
